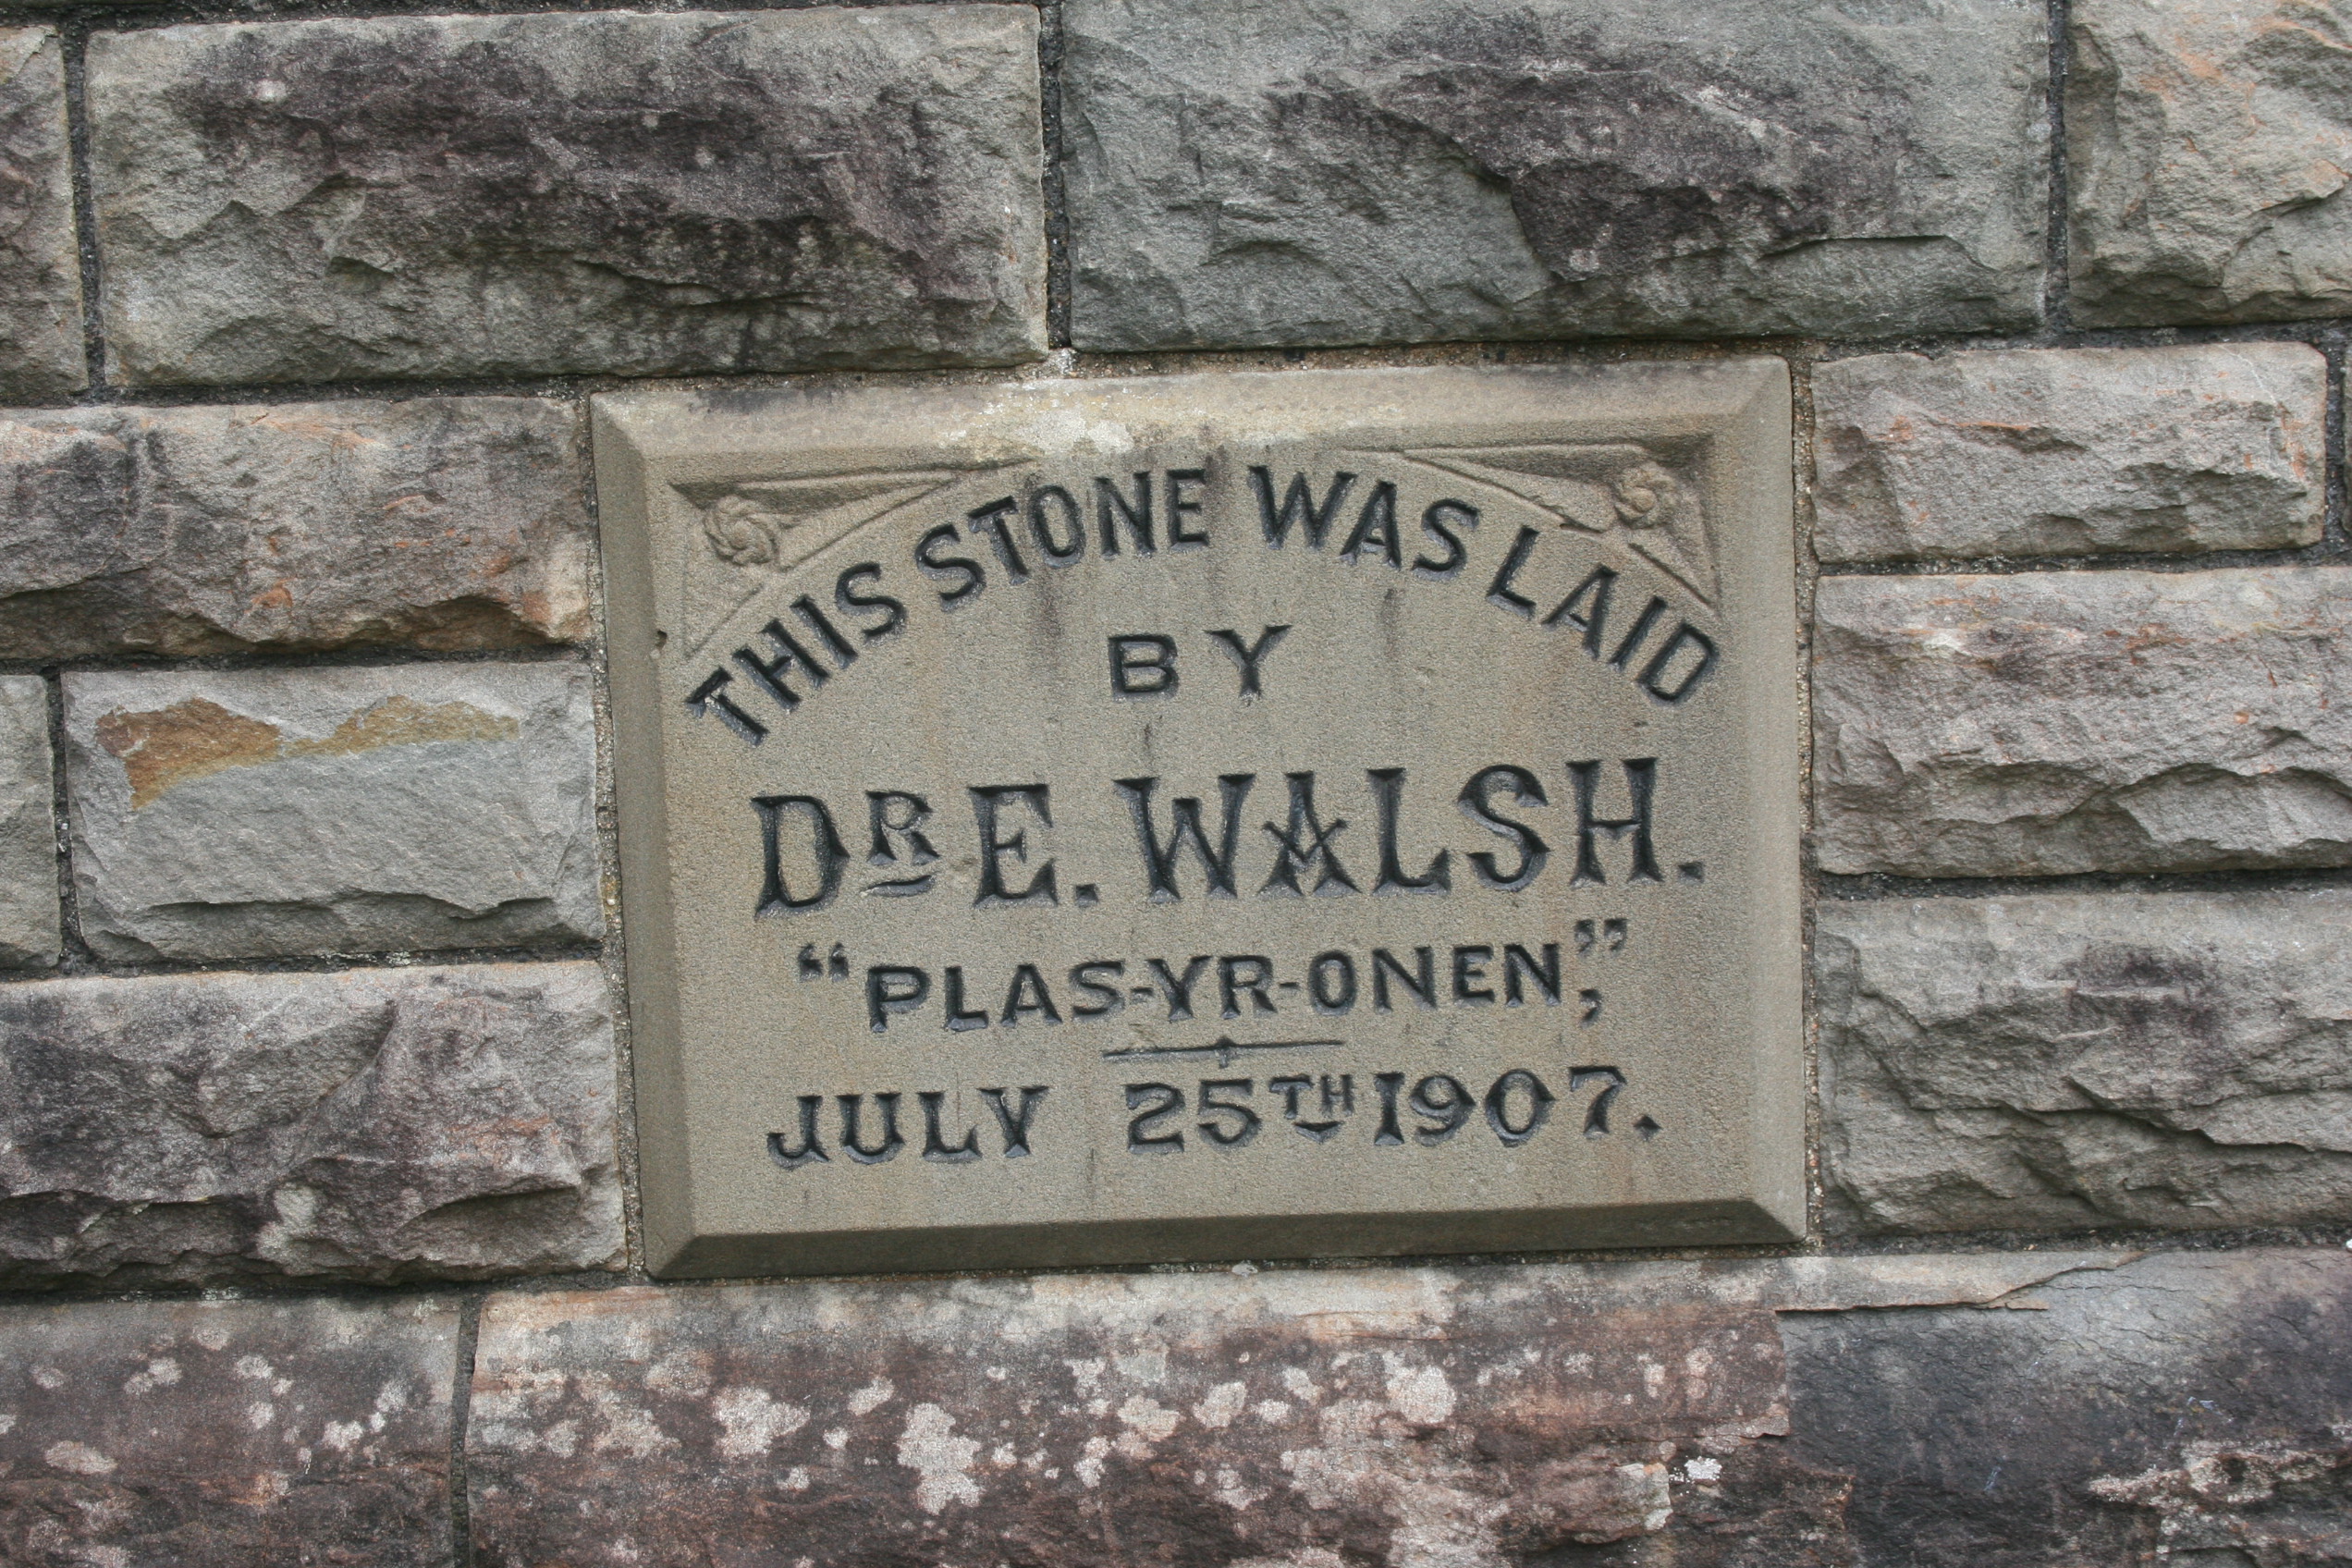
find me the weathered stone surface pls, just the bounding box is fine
[1063,0,2046,350]
[87,8,1045,386]
[0,676,55,969]
[66,662,600,961]
[1786,1250,2352,1567]
[469,1251,2124,1566]
[0,962,622,1286]
[0,398,591,658]
[2068,0,2352,326]
[0,1293,457,1567]
[1819,890,2352,1235]
[1814,343,2326,563]
[1814,567,2352,876]
[0,31,84,398]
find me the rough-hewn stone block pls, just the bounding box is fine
[2069,0,2352,326]
[0,1293,457,1567]
[0,962,622,1286]
[65,662,600,961]
[0,398,591,657]
[468,1251,2126,1566]
[1782,1250,2352,1566]
[1063,0,2046,350]
[1814,567,2352,876]
[1819,891,2352,1235]
[0,676,55,969]
[88,7,1046,386]
[1814,344,2325,563]
[0,31,84,398]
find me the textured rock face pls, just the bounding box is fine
[0,31,84,398]
[0,962,623,1286]
[1784,1250,2352,1566]
[0,1294,457,1568]
[88,7,1046,386]
[0,398,591,658]
[1813,568,2352,876]
[1063,0,2046,350]
[467,1252,2122,1566]
[2068,0,2352,326]
[0,677,55,969]
[1818,891,2352,1235]
[66,662,601,961]
[1814,344,2326,563]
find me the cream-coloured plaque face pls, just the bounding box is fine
[595,362,1802,1278]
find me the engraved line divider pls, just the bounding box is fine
[1100,1036,1343,1069]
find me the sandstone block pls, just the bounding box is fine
[0,1294,457,1567]
[0,398,591,658]
[88,8,1046,386]
[1814,567,2352,876]
[0,677,55,969]
[468,1251,2124,1565]
[0,962,623,1285]
[2068,0,2352,325]
[1063,0,2046,350]
[1814,343,2325,563]
[1818,891,2352,1235]
[66,662,601,961]
[1783,1250,2352,1565]
[0,31,84,398]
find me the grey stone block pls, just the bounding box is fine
[1814,567,2352,876]
[2069,0,2352,326]
[0,1294,458,1568]
[0,676,55,969]
[0,962,623,1286]
[65,662,600,961]
[88,7,1046,386]
[1784,1250,2352,1565]
[1819,891,2352,1235]
[0,30,84,399]
[468,1252,2118,1564]
[0,398,591,657]
[1063,0,2047,350]
[1814,343,2326,563]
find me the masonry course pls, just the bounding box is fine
[1813,566,2352,876]
[0,961,623,1286]
[1812,343,2326,563]
[0,1294,458,1567]
[87,6,1048,386]
[0,397,592,658]
[1062,0,2048,350]
[2067,0,2352,326]
[64,661,601,962]
[0,677,55,971]
[1818,889,2352,1236]
[464,1249,2349,1567]
[0,29,83,400]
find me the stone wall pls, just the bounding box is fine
[0,0,2345,1562]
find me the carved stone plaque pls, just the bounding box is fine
[595,362,1802,1277]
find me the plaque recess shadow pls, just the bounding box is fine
[594,362,1801,1278]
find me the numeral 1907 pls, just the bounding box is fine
[1122,1067,1643,1153]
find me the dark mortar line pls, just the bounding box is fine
[1818,866,2352,901]
[1817,540,2349,578]
[35,668,93,973]
[5,0,989,32]
[447,1291,483,1568]
[56,16,104,394]
[1036,0,1071,349]
[0,640,597,681]
[13,938,606,986]
[2043,0,2073,336]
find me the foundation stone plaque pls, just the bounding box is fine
[596,362,1802,1277]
